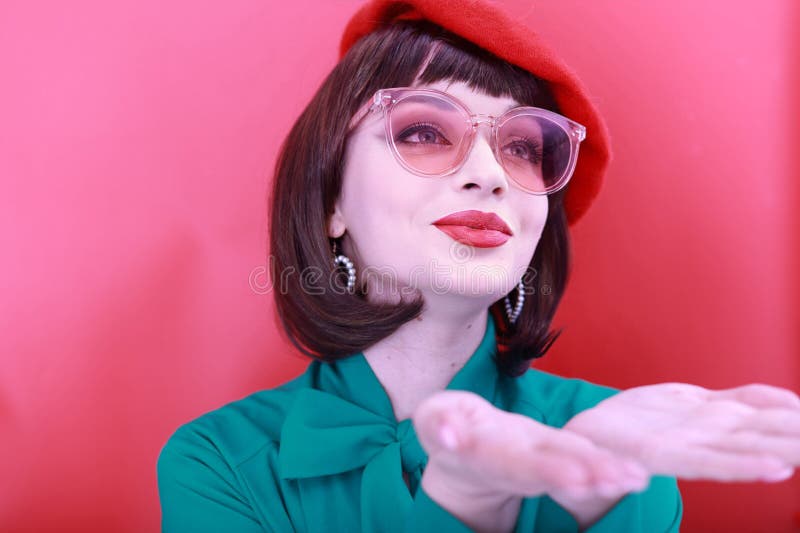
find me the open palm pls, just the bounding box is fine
[562,382,800,482]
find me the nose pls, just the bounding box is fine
[454,119,509,196]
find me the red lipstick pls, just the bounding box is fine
[432,210,513,248]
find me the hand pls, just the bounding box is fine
[412,390,650,531]
[562,382,800,482]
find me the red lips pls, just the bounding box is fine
[432,210,513,248]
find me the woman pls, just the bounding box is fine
[157,1,800,531]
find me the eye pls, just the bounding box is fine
[503,136,543,165]
[396,122,452,145]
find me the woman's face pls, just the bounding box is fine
[329,79,549,308]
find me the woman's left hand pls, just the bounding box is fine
[562,382,800,482]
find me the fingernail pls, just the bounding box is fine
[439,425,459,450]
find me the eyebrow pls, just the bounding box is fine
[460,101,522,113]
[428,99,522,114]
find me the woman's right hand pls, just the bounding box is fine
[412,390,650,530]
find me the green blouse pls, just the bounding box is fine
[157,314,682,532]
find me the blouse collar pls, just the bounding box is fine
[315,311,500,423]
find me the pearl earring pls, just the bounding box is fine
[332,240,356,293]
[504,279,525,324]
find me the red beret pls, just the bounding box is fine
[339,0,611,227]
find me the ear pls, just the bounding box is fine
[327,203,346,239]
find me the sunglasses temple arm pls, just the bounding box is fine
[347,97,383,132]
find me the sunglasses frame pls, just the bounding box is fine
[347,87,587,195]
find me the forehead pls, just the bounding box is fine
[410,79,522,116]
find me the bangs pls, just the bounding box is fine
[350,20,556,112]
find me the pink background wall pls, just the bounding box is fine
[1,0,797,531]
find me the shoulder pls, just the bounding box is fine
[158,372,310,472]
[156,373,314,531]
[504,367,621,428]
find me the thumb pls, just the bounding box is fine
[412,390,488,455]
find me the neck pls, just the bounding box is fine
[362,301,490,422]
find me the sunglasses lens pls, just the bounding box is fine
[497,114,573,193]
[388,95,471,175]
[387,94,575,193]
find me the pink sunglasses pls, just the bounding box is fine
[347,87,586,195]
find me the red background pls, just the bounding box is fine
[1,0,797,531]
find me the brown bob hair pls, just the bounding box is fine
[268,20,572,378]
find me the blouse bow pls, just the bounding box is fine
[278,387,428,533]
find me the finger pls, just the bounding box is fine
[460,414,625,498]
[741,407,800,436]
[534,432,648,496]
[586,452,650,497]
[436,414,596,497]
[696,398,757,419]
[643,441,790,481]
[707,431,800,465]
[517,445,594,497]
[522,442,643,500]
[493,416,598,489]
[710,384,800,409]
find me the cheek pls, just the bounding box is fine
[342,152,414,225]
[339,137,423,261]
[516,197,549,259]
